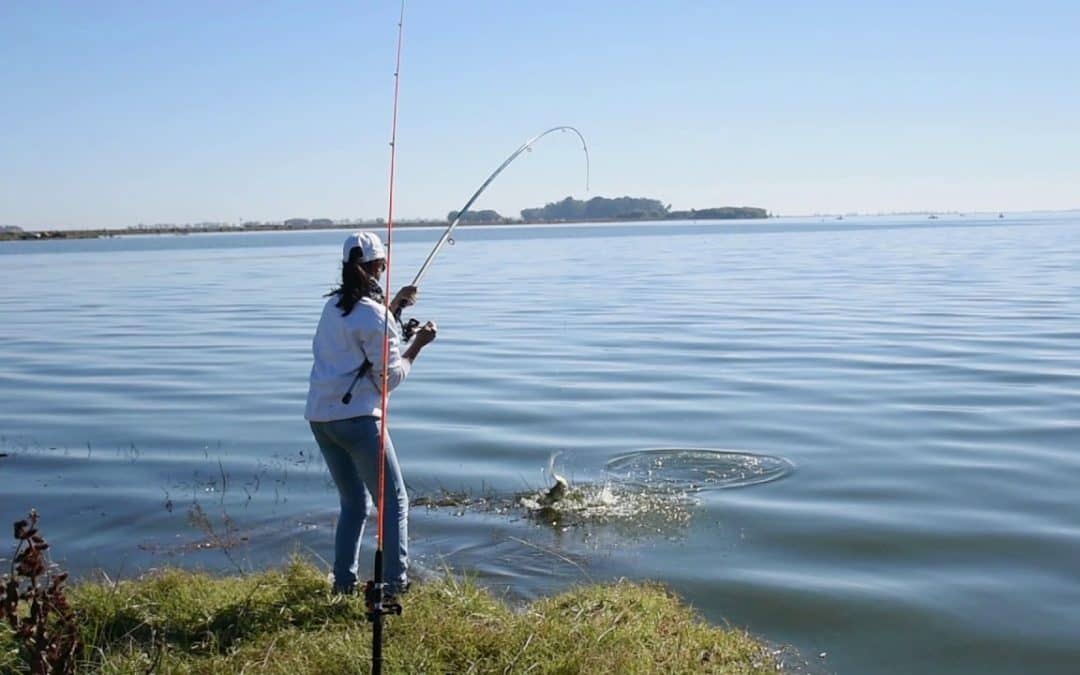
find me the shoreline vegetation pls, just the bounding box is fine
[4,562,784,674]
[2,512,783,674]
[0,196,769,242]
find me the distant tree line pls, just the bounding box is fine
[282,218,336,229]
[667,207,768,220]
[515,196,768,222]
[440,198,769,224]
[520,196,670,222]
[4,197,771,243]
[446,209,507,224]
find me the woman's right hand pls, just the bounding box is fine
[391,285,418,315]
[414,321,438,347]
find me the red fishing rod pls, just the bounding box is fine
[361,8,589,673]
[364,2,406,674]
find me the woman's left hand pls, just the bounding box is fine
[391,285,418,314]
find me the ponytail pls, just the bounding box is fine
[328,253,384,316]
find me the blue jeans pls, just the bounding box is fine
[309,416,409,594]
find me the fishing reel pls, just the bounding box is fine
[390,291,420,342]
[400,316,420,342]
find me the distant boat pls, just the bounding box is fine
[928,214,938,220]
[835,215,844,220]
[999,213,1005,218]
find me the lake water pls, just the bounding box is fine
[1,214,1078,674]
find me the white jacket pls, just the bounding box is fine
[305,295,411,422]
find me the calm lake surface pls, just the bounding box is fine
[2,215,1078,674]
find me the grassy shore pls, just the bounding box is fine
[1,559,780,674]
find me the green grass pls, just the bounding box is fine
[5,559,780,674]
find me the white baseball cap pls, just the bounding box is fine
[342,231,386,263]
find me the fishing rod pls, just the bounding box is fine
[393,126,590,340]
[344,125,591,389]
[363,12,588,675]
[365,2,405,675]
[346,128,591,398]
[410,126,590,288]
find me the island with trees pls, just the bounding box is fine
[518,196,767,223]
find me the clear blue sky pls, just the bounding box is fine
[3,1,1078,229]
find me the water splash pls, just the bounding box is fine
[517,481,695,528]
[417,448,793,529]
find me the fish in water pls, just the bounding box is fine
[541,473,569,505]
[540,452,569,505]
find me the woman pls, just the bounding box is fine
[305,231,437,595]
